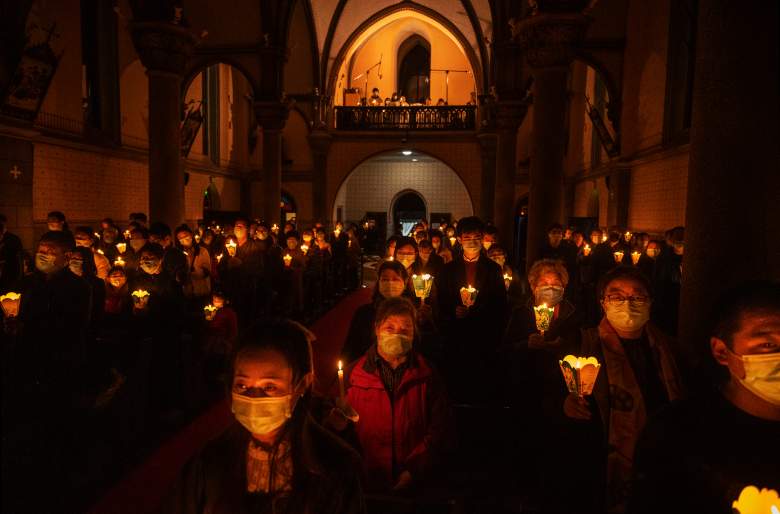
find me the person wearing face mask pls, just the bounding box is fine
[628,281,780,514]
[429,230,452,264]
[540,223,579,286]
[5,231,92,513]
[341,261,411,364]
[103,266,131,318]
[174,225,212,304]
[487,244,527,308]
[345,297,453,495]
[393,237,420,276]
[482,226,498,252]
[124,226,149,279]
[149,222,188,286]
[221,217,267,325]
[69,245,106,326]
[164,320,365,514]
[635,239,661,283]
[418,239,444,277]
[74,226,111,280]
[561,266,685,514]
[280,231,306,318]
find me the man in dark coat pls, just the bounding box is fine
[0,214,24,292]
[434,216,507,402]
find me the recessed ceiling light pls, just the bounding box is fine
[412,158,418,162]
[402,150,412,156]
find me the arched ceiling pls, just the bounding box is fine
[310,0,491,88]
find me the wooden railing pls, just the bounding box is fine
[334,105,477,131]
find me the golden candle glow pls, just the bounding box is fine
[559,355,601,397]
[334,228,341,238]
[97,249,105,255]
[226,240,237,257]
[449,236,457,246]
[94,231,101,239]
[131,289,150,308]
[583,244,591,257]
[115,242,126,254]
[503,273,513,291]
[533,303,555,335]
[624,231,632,242]
[301,244,309,255]
[732,485,780,514]
[613,251,624,264]
[271,224,279,233]
[114,256,125,267]
[631,251,641,265]
[0,292,22,318]
[204,304,218,321]
[216,253,224,263]
[123,230,131,240]
[337,360,345,401]
[460,284,478,307]
[601,233,608,243]
[283,254,293,267]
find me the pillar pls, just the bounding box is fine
[494,102,528,256]
[477,130,497,222]
[678,0,779,377]
[515,12,591,268]
[308,129,332,223]
[130,22,197,229]
[254,101,289,227]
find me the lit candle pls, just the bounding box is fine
[412,274,434,302]
[283,254,292,267]
[334,228,341,238]
[97,249,105,255]
[558,355,601,397]
[631,251,641,265]
[503,273,513,291]
[363,222,369,230]
[348,239,352,248]
[613,251,624,264]
[601,233,608,243]
[116,242,126,254]
[123,230,131,240]
[114,256,125,267]
[131,289,150,309]
[271,224,279,234]
[449,236,457,247]
[300,244,309,255]
[583,244,591,257]
[388,255,394,261]
[459,284,478,307]
[94,231,101,239]
[533,302,555,336]
[226,240,237,257]
[194,234,201,243]
[183,250,189,257]
[0,292,22,318]
[337,360,345,401]
[203,304,218,321]
[216,253,224,263]
[731,485,780,514]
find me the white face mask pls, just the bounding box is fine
[231,393,294,435]
[377,332,413,358]
[535,285,564,307]
[379,280,405,298]
[604,302,651,332]
[397,256,415,269]
[482,241,493,251]
[729,350,780,405]
[35,253,60,274]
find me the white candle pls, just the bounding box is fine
[337,360,345,401]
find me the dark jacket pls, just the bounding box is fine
[0,230,24,292]
[164,406,365,514]
[342,302,377,363]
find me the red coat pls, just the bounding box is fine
[346,348,453,491]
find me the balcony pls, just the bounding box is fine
[334,105,477,131]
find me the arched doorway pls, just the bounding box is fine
[397,36,431,102]
[392,190,427,236]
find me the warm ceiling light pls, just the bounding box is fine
[402,150,412,156]
[412,158,418,162]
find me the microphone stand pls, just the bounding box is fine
[430,69,469,104]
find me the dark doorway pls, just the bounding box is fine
[397,36,431,103]
[393,190,426,236]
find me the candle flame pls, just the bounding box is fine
[338,360,343,371]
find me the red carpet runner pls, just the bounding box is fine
[88,287,373,514]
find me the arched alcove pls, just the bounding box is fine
[392,189,427,234]
[397,35,431,102]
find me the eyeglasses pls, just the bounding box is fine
[605,294,649,306]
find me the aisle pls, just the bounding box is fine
[88,286,373,514]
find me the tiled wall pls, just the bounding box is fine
[337,158,474,233]
[628,152,689,232]
[33,144,148,222]
[184,172,242,222]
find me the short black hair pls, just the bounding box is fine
[47,211,66,222]
[234,319,314,386]
[710,281,780,348]
[286,230,300,240]
[456,216,485,237]
[174,224,193,236]
[139,242,164,259]
[149,222,172,238]
[547,223,564,233]
[597,266,654,300]
[394,237,418,254]
[374,296,418,335]
[130,226,149,239]
[39,230,76,252]
[73,226,95,239]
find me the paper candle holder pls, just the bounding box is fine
[583,244,591,257]
[131,289,151,308]
[533,303,555,333]
[412,274,433,299]
[732,485,780,514]
[116,242,127,254]
[559,355,601,397]
[503,273,513,291]
[459,285,478,307]
[204,304,218,321]
[301,244,309,255]
[283,254,293,267]
[114,256,126,267]
[226,241,237,257]
[613,251,624,264]
[449,237,457,247]
[0,292,22,318]
[630,251,641,265]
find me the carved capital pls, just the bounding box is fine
[130,21,198,76]
[254,100,291,130]
[514,13,591,69]
[495,100,530,131]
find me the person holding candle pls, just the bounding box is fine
[342,260,412,363]
[281,231,306,318]
[344,296,454,494]
[74,226,111,280]
[429,230,453,264]
[220,217,266,325]
[487,244,527,309]
[434,216,507,402]
[539,223,579,295]
[149,223,188,286]
[164,320,365,514]
[562,266,685,513]
[418,239,444,277]
[628,281,780,514]
[123,226,150,279]
[174,225,212,305]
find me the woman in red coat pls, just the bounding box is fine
[345,296,454,493]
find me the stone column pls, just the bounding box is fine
[477,130,497,222]
[130,22,197,228]
[678,0,779,377]
[308,129,332,223]
[494,102,528,255]
[515,13,590,268]
[254,101,289,227]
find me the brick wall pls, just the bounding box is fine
[628,151,689,232]
[33,143,148,223]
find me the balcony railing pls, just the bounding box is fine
[335,105,476,131]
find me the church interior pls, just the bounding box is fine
[0,1,778,513]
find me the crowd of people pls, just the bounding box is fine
[1,211,777,514]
